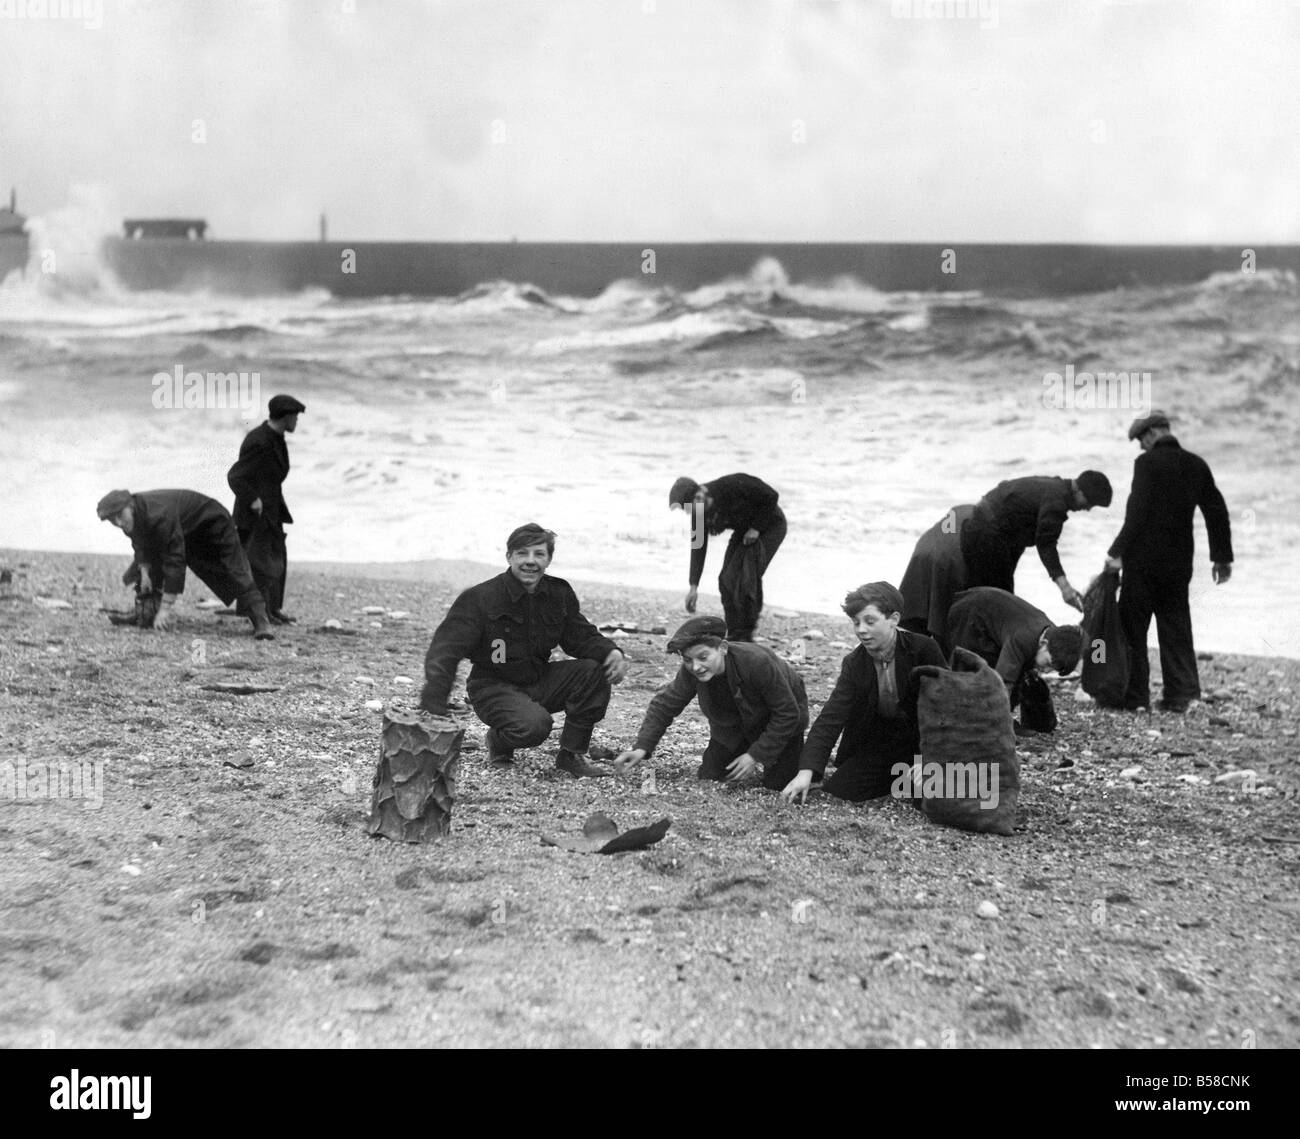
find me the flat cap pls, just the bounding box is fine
[1127,409,1170,440]
[268,394,306,418]
[666,615,728,654]
[96,489,132,520]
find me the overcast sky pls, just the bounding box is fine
[2,0,1297,242]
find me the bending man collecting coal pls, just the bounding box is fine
[417,524,629,778]
[96,488,275,640]
[613,615,808,790]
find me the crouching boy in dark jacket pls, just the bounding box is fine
[615,616,807,790]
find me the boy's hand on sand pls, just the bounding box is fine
[613,748,646,775]
[603,650,629,684]
[780,770,814,804]
[684,587,698,613]
[251,498,263,515]
[152,604,172,632]
[726,753,757,781]
[1213,562,1232,584]
[742,528,759,546]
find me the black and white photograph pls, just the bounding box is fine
[1,0,1295,1099]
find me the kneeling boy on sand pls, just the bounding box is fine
[781,582,946,805]
[614,616,807,789]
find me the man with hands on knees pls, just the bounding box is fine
[614,616,807,789]
[418,523,629,778]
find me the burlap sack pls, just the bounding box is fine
[912,647,1020,836]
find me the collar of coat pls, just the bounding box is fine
[500,569,554,602]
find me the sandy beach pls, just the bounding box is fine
[2,549,1297,1049]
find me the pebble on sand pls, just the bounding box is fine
[361,606,386,615]
[393,676,414,685]
[803,629,826,641]
[34,597,72,609]
[1120,766,1143,780]
[364,699,384,712]
[323,618,343,629]
[977,901,999,920]
[1213,769,1258,785]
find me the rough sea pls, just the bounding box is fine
[2,256,1297,658]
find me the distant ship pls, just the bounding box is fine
[0,189,28,282]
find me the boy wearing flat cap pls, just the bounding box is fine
[418,524,629,777]
[228,393,305,625]
[1104,410,1233,712]
[614,615,808,789]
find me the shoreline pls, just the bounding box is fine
[3,548,1289,665]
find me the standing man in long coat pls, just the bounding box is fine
[228,394,305,624]
[669,472,787,642]
[1105,410,1233,712]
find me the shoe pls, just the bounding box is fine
[695,762,728,782]
[269,610,297,625]
[484,727,515,768]
[1157,699,1192,714]
[556,749,612,778]
[249,600,276,641]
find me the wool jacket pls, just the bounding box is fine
[798,628,947,774]
[419,571,620,714]
[124,489,240,596]
[945,587,1052,688]
[964,476,1076,581]
[632,641,808,765]
[1108,436,1233,572]
[228,422,293,532]
[689,473,782,586]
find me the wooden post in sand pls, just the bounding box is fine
[368,709,463,843]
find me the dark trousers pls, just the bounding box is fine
[240,519,288,613]
[718,507,787,641]
[960,521,1022,594]
[822,717,915,802]
[1118,567,1200,706]
[697,727,804,790]
[140,520,263,609]
[468,659,611,754]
